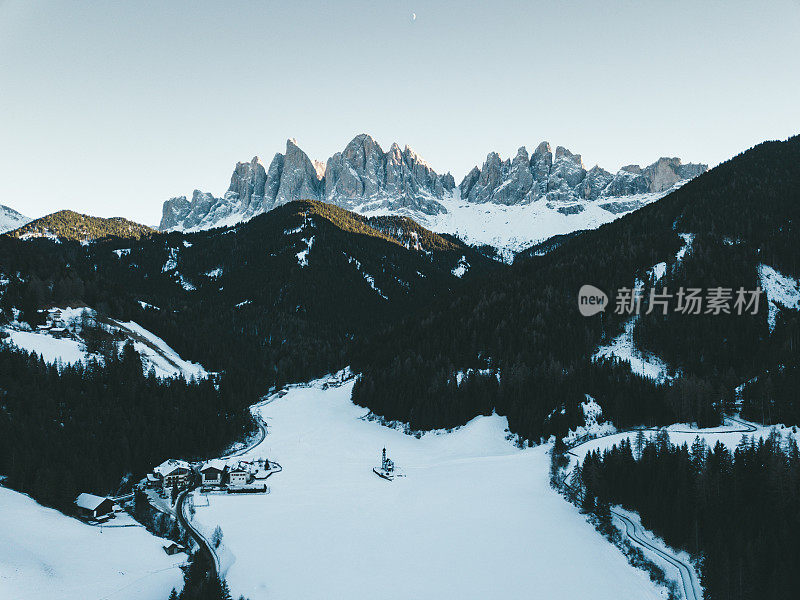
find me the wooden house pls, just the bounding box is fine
[163,542,186,555]
[153,459,193,490]
[228,467,250,487]
[200,460,226,486]
[75,493,114,519]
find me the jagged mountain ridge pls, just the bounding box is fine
[159,135,707,253]
[161,135,457,231]
[460,143,706,205]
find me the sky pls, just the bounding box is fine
[1,0,798,225]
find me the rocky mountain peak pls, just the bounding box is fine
[554,146,584,168]
[322,134,453,215]
[159,135,707,234]
[461,142,706,205]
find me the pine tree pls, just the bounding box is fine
[212,526,223,549]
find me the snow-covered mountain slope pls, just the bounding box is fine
[0,307,208,380]
[0,204,30,234]
[357,182,690,260]
[158,134,706,257]
[758,263,800,332]
[0,486,183,600]
[186,374,665,600]
[593,318,673,382]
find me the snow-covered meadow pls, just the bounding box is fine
[0,487,183,600]
[0,307,207,380]
[187,376,665,600]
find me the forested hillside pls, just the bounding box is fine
[1,200,499,389]
[351,136,800,442]
[7,209,155,241]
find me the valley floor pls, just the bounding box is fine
[187,375,665,600]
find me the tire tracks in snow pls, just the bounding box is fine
[611,509,699,600]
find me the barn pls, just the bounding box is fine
[163,542,187,556]
[74,493,114,520]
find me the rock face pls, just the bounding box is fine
[460,143,707,205]
[159,135,706,231]
[160,134,455,230]
[323,134,454,214]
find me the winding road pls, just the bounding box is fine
[564,415,759,600]
[177,489,220,575]
[173,409,275,578]
[223,411,268,459]
[611,509,700,600]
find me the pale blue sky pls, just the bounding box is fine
[1,0,798,225]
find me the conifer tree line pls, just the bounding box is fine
[0,343,255,509]
[578,431,800,600]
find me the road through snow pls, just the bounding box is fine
[612,509,700,600]
[565,415,761,600]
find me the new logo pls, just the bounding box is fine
[578,285,608,317]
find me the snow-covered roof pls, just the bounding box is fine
[163,542,185,551]
[153,459,191,477]
[75,493,110,511]
[200,459,226,472]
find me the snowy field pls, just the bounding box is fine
[0,329,88,365]
[188,376,665,600]
[0,487,184,600]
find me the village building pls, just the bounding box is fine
[74,493,114,520]
[200,459,226,486]
[152,458,193,490]
[163,542,187,556]
[227,466,250,487]
[36,308,67,332]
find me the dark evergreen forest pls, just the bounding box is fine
[0,343,254,509]
[579,432,800,600]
